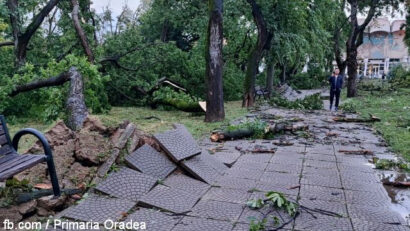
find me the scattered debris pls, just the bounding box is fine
[338,150,374,155]
[326,132,339,137]
[333,114,381,123]
[272,140,294,146]
[383,181,410,188]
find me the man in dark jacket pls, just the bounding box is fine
[329,68,343,111]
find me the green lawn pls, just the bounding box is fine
[341,87,410,161]
[6,101,248,151]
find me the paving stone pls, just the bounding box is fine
[231,223,253,231]
[339,170,379,183]
[124,208,182,231]
[231,161,268,171]
[260,172,300,186]
[202,187,250,204]
[236,153,273,163]
[305,145,334,155]
[172,216,233,231]
[125,144,176,179]
[305,153,336,162]
[249,191,298,202]
[294,212,353,231]
[163,173,210,196]
[351,219,410,231]
[270,155,304,166]
[301,174,342,188]
[341,178,386,192]
[225,168,264,181]
[214,176,257,190]
[154,128,201,162]
[239,206,294,229]
[338,163,376,173]
[300,185,344,202]
[95,167,157,201]
[302,166,339,178]
[138,185,200,213]
[255,181,299,195]
[201,152,229,174]
[298,199,348,217]
[189,199,244,221]
[347,204,406,224]
[181,154,223,184]
[61,195,136,223]
[212,151,240,166]
[345,190,391,207]
[265,162,302,174]
[304,159,338,169]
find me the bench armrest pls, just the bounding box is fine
[12,128,52,159]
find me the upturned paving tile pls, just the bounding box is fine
[95,167,157,201]
[212,151,240,167]
[124,208,182,231]
[125,144,176,179]
[189,199,244,221]
[138,185,201,213]
[172,216,233,231]
[61,195,136,223]
[181,153,223,184]
[163,173,210,196]
[154,128,201,162]
[200,152,229,174]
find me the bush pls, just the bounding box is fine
[289,68,327,90]
[269,93,322,110]
[389,65,410,88]
[339,99,358,113]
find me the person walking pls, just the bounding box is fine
[329,68,343,111]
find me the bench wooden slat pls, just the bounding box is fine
[0,155,42,173]
[0,134,8,146]
[0,155,45,181]
[0,154,19,165]
[0,145,13,156]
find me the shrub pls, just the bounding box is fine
[389,65,410,88]
[339,99,358,113]
[289,68,327,90]
[269,93,322,110]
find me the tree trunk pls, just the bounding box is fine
[160,20,169,42]
[346,49,358,97]
[7,0,60,67]
[242,0,271,107]
[71,0,94,63]
[266,61,274,98]
[279,65,286,84]
[205,0,225,122]
[65,67,88,130]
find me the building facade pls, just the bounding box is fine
[357,18,408,78]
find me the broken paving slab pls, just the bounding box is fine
[95,167,157,201]
[61,195,136,224]
[154,127,201,162]
[211,151,240,167]
[172,216,233,231]
[181,154,223,184]
[138,185,201,214]
[124,208,182,231]
[189,199,244,221]
[200,152,229,174]
[163,173,210,196]
[125,144,176,179]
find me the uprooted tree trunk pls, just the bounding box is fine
[10,67,88,130]
[71,0,95,63]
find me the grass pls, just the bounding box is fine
[5,101,248,151]
[341,86,410,161]
[98,101,248,138]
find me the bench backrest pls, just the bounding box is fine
[0,115,13,156]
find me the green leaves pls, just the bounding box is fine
[246,198,265,209]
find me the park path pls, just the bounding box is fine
[52,99,409,231]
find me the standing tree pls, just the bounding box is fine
[205,0,225,122]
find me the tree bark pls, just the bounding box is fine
[7,0,60,67]
[242,0,271,107]
[65,67,88,131]
[265,61,274,98]
[71,0,94,63]
[279,64,286,84]
[205,0,225,122]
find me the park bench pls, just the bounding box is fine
[0,115,60,196]
[254,86,270,99]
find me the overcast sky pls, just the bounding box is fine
[91,0,141,15]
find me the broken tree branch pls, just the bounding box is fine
[338,150,374,155]
[333,114,380,123]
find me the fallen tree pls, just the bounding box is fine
[211,122,308,142]
[9,67,88,130]
[333,114,380,123]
